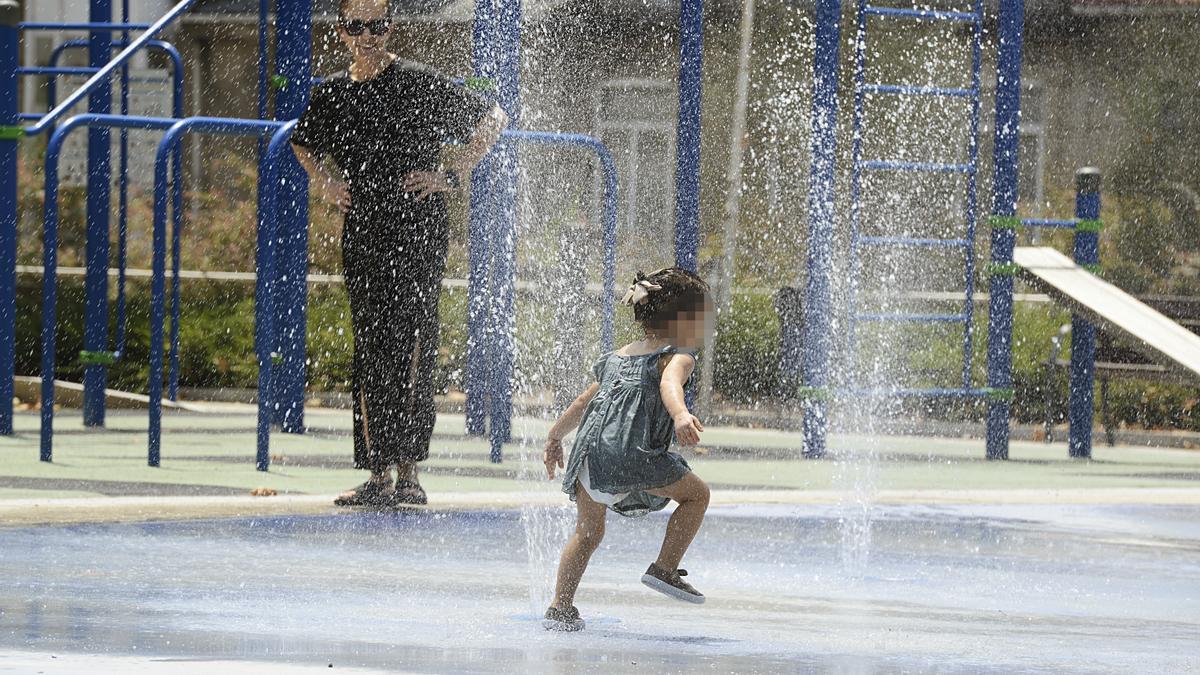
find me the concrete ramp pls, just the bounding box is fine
[1013,246,1200,382]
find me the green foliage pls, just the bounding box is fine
[713,293,780,403]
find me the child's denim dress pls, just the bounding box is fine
[561,345,696,517]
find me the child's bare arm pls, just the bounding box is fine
[544,382,601,479]
[549,383,601,441]
[660,354,704,446]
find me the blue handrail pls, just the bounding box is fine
[18,22,153,31]
[16,66,98,76]
[497,130,619,349]
[38,113,182,463]
[147,117,286,467]
[22,0,197,136]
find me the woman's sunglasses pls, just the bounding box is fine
[340,18,390,36]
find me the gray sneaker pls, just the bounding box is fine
[641,563,705,604]
[542,605,585,632]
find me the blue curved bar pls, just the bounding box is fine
[39,114,182,463]
[497,130,619,349]
[148,117,285,467]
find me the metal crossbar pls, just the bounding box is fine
[861,6,978,22]
[846,0,985,392]
[860,83,976,97]
[858,236,971,249]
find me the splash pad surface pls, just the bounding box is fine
[1,503,1197,673]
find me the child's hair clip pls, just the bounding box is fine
[620,268,669,306]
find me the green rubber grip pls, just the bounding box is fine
[464,76,495,92]
[795,386,833,402]
[987,262,1021,276]
[269,74,289,91]
[1081,263,1102,275]
[0,125,25,141]
[78,350,116,367]
[984,387,1014,402]
[1074,219,1103,233]
[988,215,1021,230]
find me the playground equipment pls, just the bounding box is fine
[1,0,632,469]
[1014,247,1200,396]
[7,0,1192,468]
[801,0,996,458]
[794,0,1182,462]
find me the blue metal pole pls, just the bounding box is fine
[256,121,296,472]
[39,114,181,463]
[674,0,703,272]
[488,0,521,462]
[800,0,842,459]
[1068,168,1101,459]
[466,0,497,438]
[82,0,114,428]
[0,0,19,436]
[271,0,311,434]
[984,0,1025,461]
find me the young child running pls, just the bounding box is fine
[542,267,713,632]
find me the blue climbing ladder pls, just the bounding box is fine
[845,0,985,394]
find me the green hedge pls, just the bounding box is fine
[11,277,1199,433]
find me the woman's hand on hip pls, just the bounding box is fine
[404,171,455,201]
[316,176,352,213]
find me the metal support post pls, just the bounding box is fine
[800,0,842,459]
[674,0,703,271]
[0,0,19,435]
[271,0,312,433]
[984,0,1026,460]
[82,0,114,427]
[1068,167,1101,459]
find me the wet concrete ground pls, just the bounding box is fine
[1,503,1197,673]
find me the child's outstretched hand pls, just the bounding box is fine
[673,412,704,446]
[544,436,565,479]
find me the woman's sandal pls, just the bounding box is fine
[391,478,428,506]
[333,480,392,507]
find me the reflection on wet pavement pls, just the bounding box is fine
[1,504,1198,673]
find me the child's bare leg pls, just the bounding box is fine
[644,473,710,570]
[551,482,608,609]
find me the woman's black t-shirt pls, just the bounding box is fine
[291,59,489,209]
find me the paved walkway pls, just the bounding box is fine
[2,404,1199,524]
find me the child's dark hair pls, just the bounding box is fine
[625,267,710,333]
